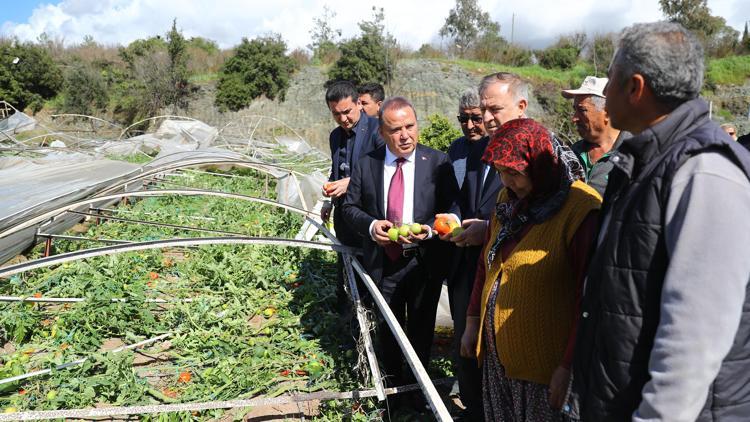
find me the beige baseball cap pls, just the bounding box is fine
[562,76,608,98]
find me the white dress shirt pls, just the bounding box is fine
[368,148,433,241]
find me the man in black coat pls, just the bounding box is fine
[442,88,502,421]
[342,96,458,402]
[322,81,381,319]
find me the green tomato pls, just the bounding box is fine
[410,223,422,234]
[46,390,57,400]
[387,228,399,242]
[398,225,410,237]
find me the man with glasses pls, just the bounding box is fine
[442,88,503,421]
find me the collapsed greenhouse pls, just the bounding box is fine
[0,102,454,421]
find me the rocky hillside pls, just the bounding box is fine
[183,58,750,154]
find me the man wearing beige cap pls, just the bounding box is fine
[562,76,629,195]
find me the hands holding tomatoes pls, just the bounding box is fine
[433,215,488,247]
[322,178,350,199]
[371,220,429,247]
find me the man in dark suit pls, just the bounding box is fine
[342,96,458,403]
[322,81,382,318]
[441,88,503,421]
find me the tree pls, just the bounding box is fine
[439,0,497,57]
[743,22,750,53]
[60,61,108,115]
[537,34,585,70]
[166,19,190,110]
[0,40,63,113]
[307,6,341,64]
[659,0,739,56]
[327,7,394,86]
[586,33,616,76]
[215,34,297,112]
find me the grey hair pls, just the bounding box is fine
[478,72,529,103]
[590,95,606,111]
[458,88,481,111]
[613,21,704,109]
[378,96,417,124]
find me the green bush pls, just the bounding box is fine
[706,55,750,86]
[420,114,462,152]
[327,7,393,86]
[215,34,297,112]
[60,61,108,115]
[0,40,63,113]
[538,45,580,70]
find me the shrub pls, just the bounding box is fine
[60,61,108,115]
[420,114,462,152]
[215,34,297,112]
[0,40,63,113]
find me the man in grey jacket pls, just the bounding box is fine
[565,22,750,422]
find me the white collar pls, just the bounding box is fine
[385,147,416,165]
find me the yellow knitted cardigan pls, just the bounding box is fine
[475,180,601,385]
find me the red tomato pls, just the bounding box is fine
[177,371,191,383]
[433,218,451,236]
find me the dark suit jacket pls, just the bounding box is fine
[342,144,459,283]
[447,136,503,287]
[328,113,382,184]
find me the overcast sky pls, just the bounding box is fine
[2,0,749,51]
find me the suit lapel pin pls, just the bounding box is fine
[421,156,427,160]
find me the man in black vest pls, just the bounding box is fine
[322,81,381,322]
[565,22,750,422]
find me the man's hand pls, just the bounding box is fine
[320,202,332,222]
[451,219,488,247]
[549,365,571,410]
[371,220,394,247]
[433,213,459,241]
[460,316,480,358]
[322,178,350,199]
[401,225,430,244]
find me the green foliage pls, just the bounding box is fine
[706,54,750,85]
[439,0,497,57]
[328,7,394,86]
[118,37,166,68]
[469,21,510,63]
[538,34,585,70]
[659,0,739,57]
[60,61,108,115]
[0,40,63,113]
[585,33,616,76]
[215,34,297,112]
[166,19,190,110]
[307,6,341,65]
[187,37,219,55]
[420,114,462,152]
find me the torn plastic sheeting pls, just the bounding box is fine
[276,135,312,155]
[94,119,218,157]
[0,111,36,134]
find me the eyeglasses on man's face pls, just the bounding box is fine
[458,114,483,124]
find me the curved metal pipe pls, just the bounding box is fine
[0,189,315,240]
[0,236,352,278]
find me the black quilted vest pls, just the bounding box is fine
[565,99,750,421]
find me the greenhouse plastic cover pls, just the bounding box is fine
[0,118,329,265]
[0,111,36,135]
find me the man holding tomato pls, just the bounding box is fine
[343,96,458,412]
[323,81,382,325]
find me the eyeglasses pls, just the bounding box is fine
[458,114,483,124]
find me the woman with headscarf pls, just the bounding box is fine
[460,118,601,421]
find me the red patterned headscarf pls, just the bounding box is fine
[481,118,585,265]
[481,118,559,198]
